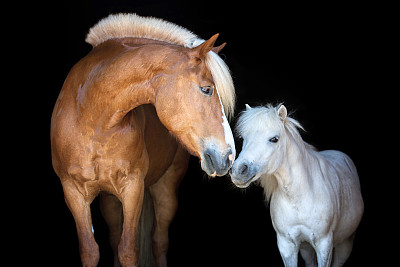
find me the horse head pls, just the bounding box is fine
[152,34,235,176]
[230,104,289,187]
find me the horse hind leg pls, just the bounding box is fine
[149,147,189,267]
[62,179,99,267]
[331,234,355,267]
[100,192,123,267]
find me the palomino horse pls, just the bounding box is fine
[230,104,363,267]
[51,13,236,267]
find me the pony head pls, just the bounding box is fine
[153,34,236,176]
[230,104,303,187]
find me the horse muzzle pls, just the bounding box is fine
[201,147,234,177]
[230,160,259,188]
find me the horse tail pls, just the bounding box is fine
[137,188,156,267]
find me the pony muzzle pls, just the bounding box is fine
[230,161,258,188]
[201,147,234,177]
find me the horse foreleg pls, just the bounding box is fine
[315,234,333,267]
[276,234,299,267]
[118,175,145,267]
[62,180,99,267]
[149,147,189,267]
[100,192,123,267]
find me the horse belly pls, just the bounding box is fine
[333,181,364,245]
[319,150,364,244]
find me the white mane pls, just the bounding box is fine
[85,13,235,119]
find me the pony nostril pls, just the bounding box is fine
[239,164,249,176]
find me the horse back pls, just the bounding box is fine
[319,150,360,187]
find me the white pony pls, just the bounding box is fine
[230,104,364,267]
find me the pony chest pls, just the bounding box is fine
[270,192,334,238]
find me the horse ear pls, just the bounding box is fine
[192,33,219,59]
[245,104,252,110]
[278,105,287,121]
[212,42,226,54]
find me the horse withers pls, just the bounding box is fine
[230,104,363,267]
[51,13,236,267]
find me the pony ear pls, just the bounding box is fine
[212,42,226,54]
[278,104,287,121]
[245,104,252,110]
[192,33,219,59]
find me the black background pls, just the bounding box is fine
[22,0,394,266]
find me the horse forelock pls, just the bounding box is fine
[205,52,236,120]
[236,104,304,143]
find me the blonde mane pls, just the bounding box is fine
[86,13,235,119]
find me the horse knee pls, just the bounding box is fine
[118,239,139,267]
[118,250,139,267]
[80,243,100,267]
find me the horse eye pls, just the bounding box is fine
[199,86,213,96]
[269,136,279,143]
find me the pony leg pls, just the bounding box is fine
[315,235,333,267]
[276,234,299,267]
[62,180,99,267]
[149,147,189,267]
[118,175,145,267]
[331,234,355,267]
[300,242,317,267]
[100,192,123,267]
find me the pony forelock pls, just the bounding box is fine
[85,13,236,119]
[236,104,303,139]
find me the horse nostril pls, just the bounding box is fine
[224,149,233,169]
[205,152,215,170]
[204,148,233,175]
[239,164,249,176]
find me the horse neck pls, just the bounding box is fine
[76,41,172,130]
[273,133,316,199]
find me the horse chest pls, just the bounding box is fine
[62,125,148,195]
[270,192,334,240]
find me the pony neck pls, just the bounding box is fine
[272,131,316,200]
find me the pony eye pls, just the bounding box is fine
[199,86,213,96]
[269,136,279,143]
